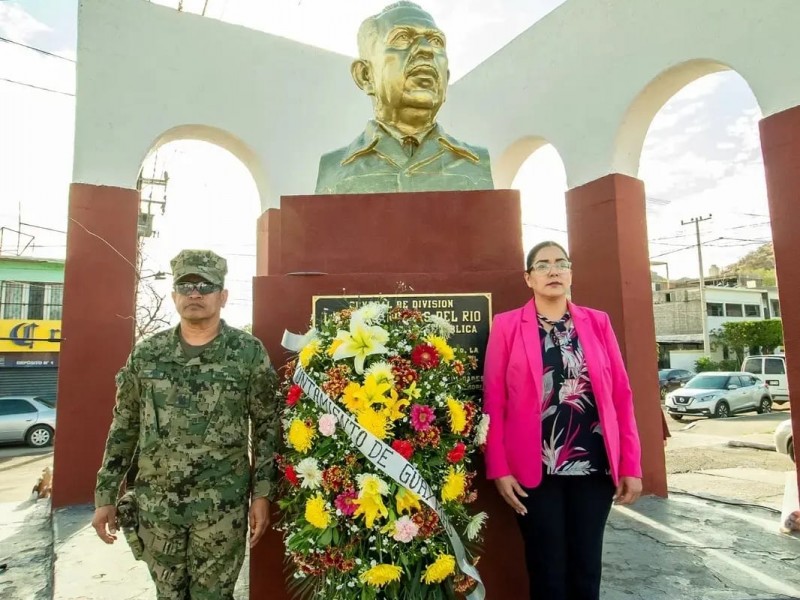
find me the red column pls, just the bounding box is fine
[760,105,800,496]
[566,174,667,496]
[52,183,139,508]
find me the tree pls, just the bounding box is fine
[712,319,784,363]
[135,240,172,340]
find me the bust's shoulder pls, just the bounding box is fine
[315,127,374,193]
[319,146,348,166]
[436,126,491,164]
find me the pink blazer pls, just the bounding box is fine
[483,299,642,488]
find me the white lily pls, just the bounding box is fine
[332,315,389,373]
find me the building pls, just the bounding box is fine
[653,276,780,370]
[0,256,65,400]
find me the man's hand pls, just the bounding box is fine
[494,475,528,515]
[614,477,642,505]
[249,497,270,548]
[91,505,118,544]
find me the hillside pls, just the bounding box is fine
[721,242,775,274]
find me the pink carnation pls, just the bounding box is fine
[392,515,419,543]
[410,404,435,432]
[318,414,337,437]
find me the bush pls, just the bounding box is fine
[694,357,740,372]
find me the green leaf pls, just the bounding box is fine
[318,527,333,546]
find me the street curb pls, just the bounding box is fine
[727,440,777,452]
[0,453,52,474]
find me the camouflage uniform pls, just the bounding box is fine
[95,250,279,600]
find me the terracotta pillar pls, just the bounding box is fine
[566,174,667,496]
[760,105,800,496]
[52,184,139,507]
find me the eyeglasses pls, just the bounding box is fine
[174,281,221,296]
[528,260,572,275]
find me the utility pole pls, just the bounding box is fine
[682,214,712,356]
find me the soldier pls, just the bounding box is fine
[91,249,279,599]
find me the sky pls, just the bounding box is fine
[0,0,772,327]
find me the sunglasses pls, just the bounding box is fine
[174,281,221,296]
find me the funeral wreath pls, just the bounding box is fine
[276,302,490,599]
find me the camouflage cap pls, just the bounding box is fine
[170,249,227,286]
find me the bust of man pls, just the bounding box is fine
[315,1,494,195]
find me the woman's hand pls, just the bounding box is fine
[494,475,528,515]
[614,477,642,505]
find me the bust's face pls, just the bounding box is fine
[365,6,448,117]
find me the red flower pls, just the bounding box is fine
[392,439,414,460]
[285,465,299,487]
[286,384,302,406]
[447,442,466,463]
[411,343,440,369]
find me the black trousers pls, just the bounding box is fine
[515,474,615,600]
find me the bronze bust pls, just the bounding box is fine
[315,2,494,194]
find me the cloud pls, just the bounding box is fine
[0,2,51,41]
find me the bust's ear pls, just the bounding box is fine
[351,59,374,95]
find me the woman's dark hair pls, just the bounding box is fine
[525,241,570,271]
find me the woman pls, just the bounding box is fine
[483,241,642,600]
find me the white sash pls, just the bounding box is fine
[282,329,484,599]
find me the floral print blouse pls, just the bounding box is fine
[538,313,609,476]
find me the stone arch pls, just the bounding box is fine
[612,59,764,178]
[494,135,560,190]
[137,124,270,209]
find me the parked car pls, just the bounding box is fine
[0,396,56,447]
[658,368,695,399]
[664,371,772,420]
[774,419,794,463]
[742,354,789,405]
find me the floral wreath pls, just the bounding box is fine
[276,301,490,599]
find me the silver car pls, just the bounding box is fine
[664,371,772,420]
[774,419,794,463]
[0,396,56,447]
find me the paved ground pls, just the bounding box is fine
[0,410,798,599]
[45,489,799,600]
[0,500,52,600]
[51,506,249,600]
[0,449,54,504]
[665,407,794,510]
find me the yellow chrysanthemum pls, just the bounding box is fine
[327,338,344,356]
[341,382,367,413]
[396,487,421,514]
[353,491,389,528]
[422,554,456,584]
[427,335,454,363]
[288,419,315,454]
[299,339,321,368]
[304,494,331,529]
[357,406,391,440]
[360,563,402,587]
[441,467,466,502]
[446,398,467,434]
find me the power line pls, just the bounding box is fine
[649,241,714,259]
[0,36,76,62]
[0,76,74,97]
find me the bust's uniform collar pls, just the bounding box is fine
[341,120,480,167]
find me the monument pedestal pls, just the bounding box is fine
[251,190,530,599]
